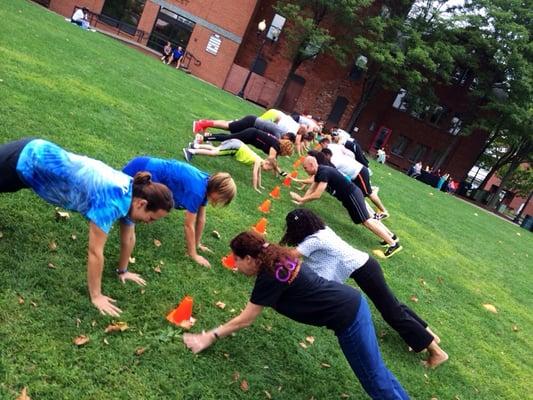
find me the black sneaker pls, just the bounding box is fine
[374,212,390,221]
[384,243,403,258]
[280,170,288,177]
[380,234,397,246]
[183,148,193,162]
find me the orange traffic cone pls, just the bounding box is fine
[166,295,193,325]
[221,253,236,269]
[269,186,281,199]
[292,159,302,168]
[252,217,268,235]
[283,171,298,186]
[258,199,271,213]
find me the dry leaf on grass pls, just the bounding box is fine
[153,239,162,247]
[75,318,81,328]
[320,363,331,368]
[18,296,25,305]
[153,266,162,274]
[0,231,3,239]
[232,371,240,382]
[91,320,97,327]
[47,263,57,269]
[240,379,249,392]
[16,387,31,400]
[305,336,315,345]
[410,295,419,303]
[55,209,70,220]
[48,241,58,251]
[104,321,129,333]
[299,341,308,349]
[129,257,136,264]
[135,347,146,356]
[103,338,110,345]
[70,234,77,240]
[212,230,221,239]
[264,390,272,399]
[215,301,226,309]
[512,324,519,332]
[341,394,350,398]
[73,335,89,346]
[30,301,37,308]
[483,303,498,313]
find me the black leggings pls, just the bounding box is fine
[350,257,433,352]
[228,115,257,133]
[0,137,33,193]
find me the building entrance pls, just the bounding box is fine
[147,8,195,54]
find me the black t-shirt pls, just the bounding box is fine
[314,165,355,201]
[253,131,280,156]
[250,265,361,334]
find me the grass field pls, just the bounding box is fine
[0,1,531,399]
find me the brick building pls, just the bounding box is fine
[41,0,488,181]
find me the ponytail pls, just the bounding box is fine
[132,172,174,211]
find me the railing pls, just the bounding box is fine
[71,6,201,68]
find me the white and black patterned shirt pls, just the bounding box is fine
[297,227,369,283]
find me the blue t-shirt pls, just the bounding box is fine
[122,157,208,214]
[16,139,133,234]
[172,48,184,59]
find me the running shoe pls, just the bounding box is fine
[384,242,403,258]
[183,148,193,162]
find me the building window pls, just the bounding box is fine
[429,105,448,126]
[392,89,408,110]
[147,8,195,54]
[448,115,463,135]
[101,0,146,32]
[327,96,349,124]
[391,135,411,156]
[252,57,267,76]
[408,143,428,162]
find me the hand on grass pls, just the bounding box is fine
[192,254,211,268]
[119,271,146,286]
[183,331,215,354]
[92,294,122,317]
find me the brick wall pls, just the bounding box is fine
[49,0,104,18]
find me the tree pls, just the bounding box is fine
[455,0,533,209]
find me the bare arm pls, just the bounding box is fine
[290,182,327,204]
[183,302,264,353]
[184,210,210,267]
[87,222,122,316]
[117,222,146,286]
[252,159,262,192]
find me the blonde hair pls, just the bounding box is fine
[207,172,236,206]
[279,139,294,156]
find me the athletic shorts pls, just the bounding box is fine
[218,139,243,155]
[352,167,372,196]
[341,188,370,224]
[0,137,34,192]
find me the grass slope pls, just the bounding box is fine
[0,1,531,399]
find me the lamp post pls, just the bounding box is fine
[237,19,267,99]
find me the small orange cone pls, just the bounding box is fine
[283,171,298,186]
[221,253,236,269]
[166,295,193,325]
[252,217,268,235]
[293,159,302,168]
[269,186,281,199]
[258,199,271,213]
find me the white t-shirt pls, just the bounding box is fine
[72,9,85,21]
[297,226,369,283]
[328,143,354,159]
[331,152,364,179]
[334,129,351,145]
[277,113,301,134]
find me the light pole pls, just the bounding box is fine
[237,19,267,98]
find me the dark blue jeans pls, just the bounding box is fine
[336,297,410,399]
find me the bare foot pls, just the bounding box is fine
[422,341,448,369]
[426,327,441,344]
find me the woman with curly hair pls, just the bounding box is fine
[280,208,448,368]
[183,230,410,399]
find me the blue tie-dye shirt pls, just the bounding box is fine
[16,139,133,234]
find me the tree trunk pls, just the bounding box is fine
[487,157,521,210]
[346,73,379,132]
[513,190,533,223]
[462,123,502,182]
[478,146,515,190]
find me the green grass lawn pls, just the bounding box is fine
[0,1,531,399]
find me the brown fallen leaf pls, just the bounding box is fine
[55,209,70,220]
[16,387,31,400]
[104,321,129,333]
[483,303,498,313]
[75,318,81,328]
[18,296,25,305]
[0,231,4,239]
[47,263,57,269]
[212,230,221,239]
[299,341,308,349]
[153,239,162,247]
[135,347,146,356]
[91,320,97,327]
[159,260,165,265]
[410,295,419,303]
[103,338,110,345]
[240,379,249,392]
[232,371,240,382]
[305,336,315,345]
[419,278,427,286]
[215,301,226,309]
[512,324,519,332]
[73,335,89,346]
[320,363,331,368]
[30,301,37,308]
[223,352,230,359]
[153,266,162,274]
[264,390,272,399]
[48,241,58,251]
[341,394,350,398]
[140,288,146,295]
[70,234,77,241]
[129,257,136,264]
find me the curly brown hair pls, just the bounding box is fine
[230,231,299,278]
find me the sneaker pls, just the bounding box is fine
[374,212,390,221]
[183,148,193,162]
[384,242,403,258]
[193,120,204,134]
[380,234,397,246]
